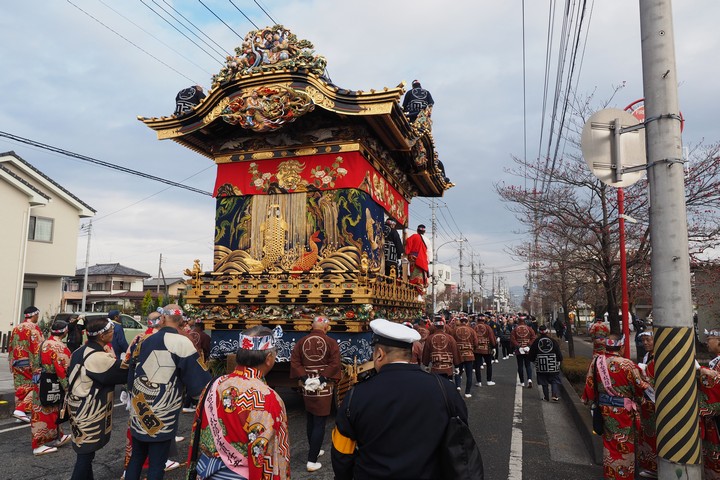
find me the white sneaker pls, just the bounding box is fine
[33,445,58,456]
[456,386,461,392]
[307,461,322,472]
[164,460,181,472]
[475,382,482,387]
[527,380,533,388]
[464,393,472,398]
[494,360,499,363]
[486,381,496,386]
[182,407,195,413]
[480,365,485,369]
[503,356,509,360]
[517,381,525,387]
[318,449,325,457]
[175,436,185,443]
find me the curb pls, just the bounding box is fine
[0,391,14,420]
[559,372,603,465]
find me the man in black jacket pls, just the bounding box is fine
[331,319,469,479]
[402,80,434,122]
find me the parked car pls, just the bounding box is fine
[52,311,144,346]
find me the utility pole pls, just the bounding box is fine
[431,200,437,314]
[80,220,92,312]
[640,2,701,479]
[470,252,475,313]
[458,240,464,312]
[157,253,163,295]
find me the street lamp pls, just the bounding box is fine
[432,238,465,314]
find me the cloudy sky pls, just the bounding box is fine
[2,1,717,294]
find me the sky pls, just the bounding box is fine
[1,1,718,296]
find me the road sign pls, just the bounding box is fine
[581,108,647,187]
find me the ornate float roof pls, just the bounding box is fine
[139,25,451,198]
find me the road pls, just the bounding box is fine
[0,343,601,479]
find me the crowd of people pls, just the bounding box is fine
[9,302,568,479]
[583,318,720,480]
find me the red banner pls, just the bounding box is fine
[214,152,409,224]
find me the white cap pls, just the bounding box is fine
[370,319,421,348]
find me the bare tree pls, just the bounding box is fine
[497,88,720,335]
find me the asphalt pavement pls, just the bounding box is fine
[0,340,602,479]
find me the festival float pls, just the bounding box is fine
[139,25,452,386]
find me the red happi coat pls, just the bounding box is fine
[31,336,71,449]
[188,366,291,480]
[637,355,656,474]
[582,353,651,480]
[290,329,342,416]
[589,321,611,356]
[8,320,44,413]
[473,322,496,356]
[422,330,460,376]
[699,358,720,480]
[453,324,478,362]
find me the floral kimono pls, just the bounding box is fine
[582,352,651,480]
[637,355,656,474]
[188,366,291,480]
[30,336,71,449]
[8,321,44,413]
[699,358,720,480]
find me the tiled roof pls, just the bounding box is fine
[76,263,151,278]
[0,150,96,213]
[0,163,50,200]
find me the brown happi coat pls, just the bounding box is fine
[453,324,478,362]
[511,324,536,353]
[473,322,496,355]
[290,329,342,416]
[421,330,460,376]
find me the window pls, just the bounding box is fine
[28,216,53,242]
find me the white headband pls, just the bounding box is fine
[87,320,113,337]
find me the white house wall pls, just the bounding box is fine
[0,183,32,329]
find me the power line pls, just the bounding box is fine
[228,0,260,30]
[95,0,213,76]
[65,0,200,83]
[199,0,245,38]
[253,0,277,25]
[152,0,231,56]
[0,130,213,196]
[139,0,225,65]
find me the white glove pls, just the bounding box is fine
[454,368,460,376]
[695,360,701,371]
[637,363,647,375]
[303,377,323,393]
[120,390,128,404]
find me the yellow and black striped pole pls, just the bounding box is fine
[640,0,703,478]
[654,327,701,464]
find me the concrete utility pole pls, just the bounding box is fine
[640,1,701,478]
[431,200,437,314]
[458,241,464,312]
[470,252,475,313]
[80,220,92,312]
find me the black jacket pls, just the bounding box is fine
[332,363,467,480]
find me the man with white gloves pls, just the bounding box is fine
[290,316,342,472]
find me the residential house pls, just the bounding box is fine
[0,151,95,330]
[143,277,187,299]
[62,263,151,313]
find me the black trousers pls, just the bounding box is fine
[516,354,533,383]
[126,438,172,480]
[71,451,96,480]
[306,412,328,462]
[474,354,493,383]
